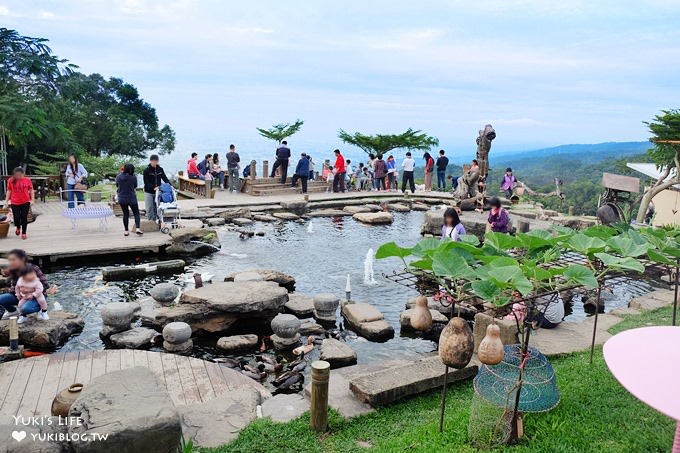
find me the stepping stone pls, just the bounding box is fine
[411,203,430,211]
[232,218,253,226]
[400,309,448,331]
[353,212,393,225]
[348,355,478,406]
[299,319,325,336]
[285,294,315,317]
[253,214,278,222]
[217,334,259,353]
[206,217,226,226]
[343,206,371,214]
[150,283,180,305]
[261,393,309,423]
[388,203,411,212]
[218,208,252,221]
[320,338,357,369]
[0,310,84,349]
[342,302,394,341]
[273,212,300,221]
[234,271,264,282]
[180,219,205,229]
[280,201,307,215]
[110,327,158,349]
[307,209,352,218]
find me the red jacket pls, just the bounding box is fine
[187,159,200,176]
[334,154,346,173]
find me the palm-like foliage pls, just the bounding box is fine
[256,119,304,144]
[338,128,439,156]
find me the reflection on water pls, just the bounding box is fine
[46,211,659,368]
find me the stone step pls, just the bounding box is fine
[348,355,479,406]
[251,186,330,196]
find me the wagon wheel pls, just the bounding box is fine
[597,202,625,225]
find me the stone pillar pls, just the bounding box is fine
[310,360,330,432]
[162,322,193,353]
[271,313,301,350]
[100,302,135,337]
[250,161,257,180]
[149,283,180,307]
[313,294,340,326]
[263,160,269,178]
[568,206,574,216]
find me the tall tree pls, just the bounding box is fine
[636,110,680,223]
[338,128,439,156]
[256,119,304,144]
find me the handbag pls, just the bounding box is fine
[74,182,88,191]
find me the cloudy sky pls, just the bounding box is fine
[3,0,680,159]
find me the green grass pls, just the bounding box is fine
[208,307,676,453]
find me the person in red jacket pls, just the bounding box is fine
[5,167,34,240]
[332,149,346,193]
[186,153,203,179]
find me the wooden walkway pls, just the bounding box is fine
[0,350,268,418]
[0,203,172,263]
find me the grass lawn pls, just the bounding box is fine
[209,306,676,453]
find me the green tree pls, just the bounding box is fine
[636,110,680,223]
[256,119,304,144]
[338,128,439,156]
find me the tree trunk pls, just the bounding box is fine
[635,178,679,223]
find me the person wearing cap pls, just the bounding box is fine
[501,168,518,199]
[401,152,416,194]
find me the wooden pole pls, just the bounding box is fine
[310,360,330,432]
[9,317,18,351]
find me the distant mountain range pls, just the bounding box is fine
[490,141,650,167]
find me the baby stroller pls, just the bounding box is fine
[156,182,181,234]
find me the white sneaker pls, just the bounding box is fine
[1,310,19,320]
[39,311,49,321]
[17,315,27,324]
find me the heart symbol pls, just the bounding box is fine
[12,430,26,442]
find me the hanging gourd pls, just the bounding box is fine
[439,317,474,369]
[411,296,433,331]
[478,323,504,365]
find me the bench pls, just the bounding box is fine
[59,189,115,231]
[177,174,215,199]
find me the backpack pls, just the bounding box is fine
[159,183,174,203]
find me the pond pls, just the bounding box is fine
[45,211,658,390]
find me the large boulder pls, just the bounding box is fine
[224,269,296,292]
[166,227,220,256]
[353,212,394,225]
[320,338,357,369]
[69,367,181,453]
[421,210,443,236]
[0,310,83,349]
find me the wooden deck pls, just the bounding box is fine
[0,203,172,263]
[0,350,268,418]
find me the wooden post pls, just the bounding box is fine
[9,317,18,351]
[516,219,530,233]
[304,194,309,202]
[310,360,330,432]
[263,160,269,179]
[250,161,256,181]
[568,206,574,216]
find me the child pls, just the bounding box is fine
[16,266,49,321]
[487,197,511,233]
[441,208,466,241]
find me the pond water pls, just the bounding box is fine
[45,211,658,390]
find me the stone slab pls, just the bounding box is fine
[273,212,300,220]
[342,303,384,323]
[109,327,158,349]
[348,355,478,406]
[304,372,374,418]
[253,214,279,222]
[261,393,309,423]
[284,294,315,317]
[232,217,253,226]
[353,212,394,225]
[217,334,259,353]
[0,310,84,349]
[343,205,372,214]
[530,314,623,357]
[342,302,394,341]
[320,338,357,368]
[307,209,352,218]
[299,319,325,336]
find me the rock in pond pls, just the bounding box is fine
[206,217,226,226]
[320,338,357,369]
[299,319,325,336]
[313,294,340,324]
[400,309,448,331]
[232,217,253,226]
[341,302,394,341]
[273,212,300,221]
[252,213,278,222]
[411,202,430,211]
[280,201,308,215]
[149,282,180,305]
[284,294,315,317]
[110,327,158,349]
[69,367,182,453]
[102,259,186,282]
[224,269,296,292]
[388,203,411,212]
[307,209,351,218]
[166,227,221,255]
[218,208,252,221]
[233,271,264,282]
[217,334,259,353]
[343,205,372,214]
[100,302,136,336]
[0,310,83,349]
[353,212,394,225]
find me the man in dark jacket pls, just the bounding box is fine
[142,154,170,220]
[291,153,310,193]
[270,141,291,184]
[226,144,241,193]
[436,149,449,191]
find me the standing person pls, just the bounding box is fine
[440,208,466,241]
[64,154,88,208]
[373,154,387,191]
[307,155,315,181]
[211,153,225,190]
[291,152,310,193]
[5,167,34,240]
[487,197,511,233]
[116,164,143,236]
[0,249,53,323]
[401,152,416,194]
[187,153,203,179]
[436,150,449,191]
[142,154,170,221]
[423,152,435,191]
[501,168,517,199]
[386,155,397,191]
[367,154,377,189]
[270,141,291,184]
[226,145,241,193]
[332,149,346,193]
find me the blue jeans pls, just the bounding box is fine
[0,293,42,315]
[437,170,446,189]
[67,183,85,209]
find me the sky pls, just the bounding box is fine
[3,0,680,164]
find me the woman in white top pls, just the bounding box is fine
[64,154,88,209]
[440,208,466,241]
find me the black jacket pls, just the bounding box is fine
[142,164,170,194]
[276,145,291,160]
[436,156,449,171]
